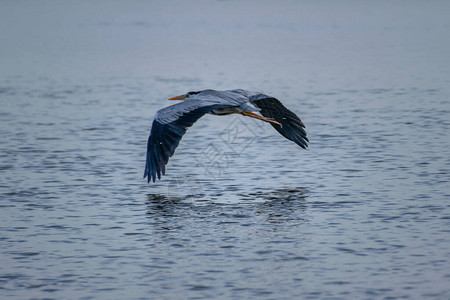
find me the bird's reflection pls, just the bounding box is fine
[145,186,309,227]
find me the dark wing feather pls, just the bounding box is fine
[144,104,227,183]
[252,97,309,149]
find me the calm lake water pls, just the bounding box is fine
[1,1,449,299]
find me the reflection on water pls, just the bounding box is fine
[146,187,309,228]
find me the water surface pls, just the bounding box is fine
[1,1,449,299]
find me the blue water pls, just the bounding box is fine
[1,1,449,299]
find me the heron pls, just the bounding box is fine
[144,89,308,183]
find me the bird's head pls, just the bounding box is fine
[168,91,200,100]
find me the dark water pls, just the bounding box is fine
[1,1,449,299]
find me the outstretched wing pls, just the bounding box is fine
[251,97,309,149]
[144,100,228,183]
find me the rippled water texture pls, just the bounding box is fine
[1,1,449,299]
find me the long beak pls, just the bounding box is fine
[168,94,186,100]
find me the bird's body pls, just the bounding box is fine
[144,89,308,183]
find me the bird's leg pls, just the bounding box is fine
[240,111,282,127]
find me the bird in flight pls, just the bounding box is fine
[144,89,308,182]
